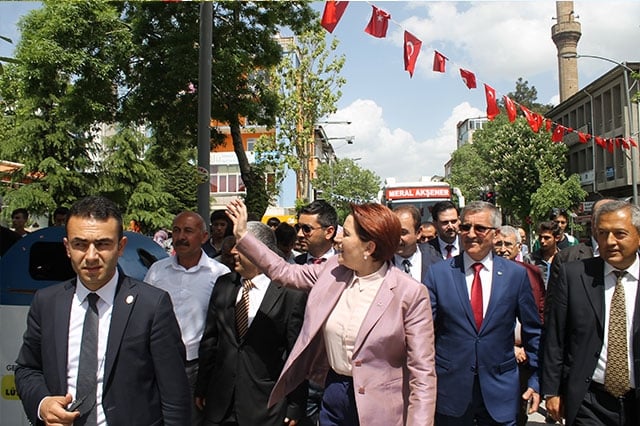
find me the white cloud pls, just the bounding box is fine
[327,99,483,183]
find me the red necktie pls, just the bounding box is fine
[471,263,484,330]
[312,257,326,265]
[445,244,454,259]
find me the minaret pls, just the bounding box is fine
[552,1,581,102]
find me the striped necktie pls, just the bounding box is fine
[235,279,254,339]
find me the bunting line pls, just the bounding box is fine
[318,1,637,154]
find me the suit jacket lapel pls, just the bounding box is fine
[258,281,284,317]
[582,258,605,328]
[481,257,509,332]
[55,281,75,391]
[451,257,477,330]
[353,266,395,354]
[104,275,137,384]
[293,267,351,352]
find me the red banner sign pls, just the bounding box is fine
[385,186,451,200]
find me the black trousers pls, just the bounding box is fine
[574,382,637,426]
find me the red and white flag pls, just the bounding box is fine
[403,31,422,78]
[320,1,349,33]
[459,69,476,89]
[577,132,590,143]
[552,124,565,142]
[433,51,447,73]
[484,84,500,120]
[504,96,517,122]
[364,5,390,38]
[520,106,540,132]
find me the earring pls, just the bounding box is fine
[363,254,368,260]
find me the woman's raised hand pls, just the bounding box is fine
[226,198,249,240]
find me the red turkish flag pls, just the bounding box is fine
[321,1,349,33]
[545,118,553,132]
[504,96,517,122]
[484,84,500,121]
[459,69,476,89]
[606,139,614,153]
[520,106,540,132]
[578,132,590,143]
[535,114,544,132]
[433,51,447,73]
[364,6,390,38]
[403,31,422,78]
[594,136,606,148]
[552,125,565,142]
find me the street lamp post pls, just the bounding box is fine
[562,53,638,205]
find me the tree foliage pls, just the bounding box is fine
[312,158,380,223]
[0,1,319,225]
[449,79,587,224]
[256,25,346,204]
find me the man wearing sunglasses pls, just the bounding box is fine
[292,199,338,426]
[425,201,542,426]
[294,200,338,266]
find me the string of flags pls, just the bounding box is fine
[319,0,637,154]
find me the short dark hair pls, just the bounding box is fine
[274,222,297,247]
[549,208,568,221]
[68,196,123,239]
[210,209,233,237]
[53,206,69,217]
[538,221,561,237]
[393,204,421,232]
[267,217,281,228]
[431,201,458,222]
[298,200,338,229]
[11,208,29,219]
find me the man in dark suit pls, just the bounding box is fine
[195,221,307,426]
[393,204,442,283]
[542,200,640,425]
[294,200,338,265]
[425,201,541,425]
[428,200,462,259]
[15,196,190,425]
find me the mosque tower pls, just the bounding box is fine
[551,1,581,102]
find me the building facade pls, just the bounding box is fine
[546,63,640,201]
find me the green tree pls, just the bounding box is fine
[0,1,132,216]
[0,1,318,221]
[449,79,586,224]
[503,77,554,113]
[98,128,176,234]
[312,158,380,222]
[256,26,346,205]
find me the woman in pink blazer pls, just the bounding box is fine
[227,199,436,426]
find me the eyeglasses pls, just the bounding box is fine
[459,223,496,235]
[295,223,325,235]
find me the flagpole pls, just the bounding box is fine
[197,2,213,222]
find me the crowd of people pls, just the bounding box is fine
[10,194,640,426]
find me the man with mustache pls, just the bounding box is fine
[145,211,230,425]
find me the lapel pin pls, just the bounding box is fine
[497,271,503,276]
[126,295,134,304]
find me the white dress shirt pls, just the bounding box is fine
[592,255,639,388]
[394,247,422,282]
[324,263,387,376]
[235,273,271,328]
[144,250,230,361]
[438,237,460,259]
[66,271,119,426]
[304,247,336,264]
[463,252,494,318]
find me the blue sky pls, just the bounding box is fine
[2,1,640,185]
